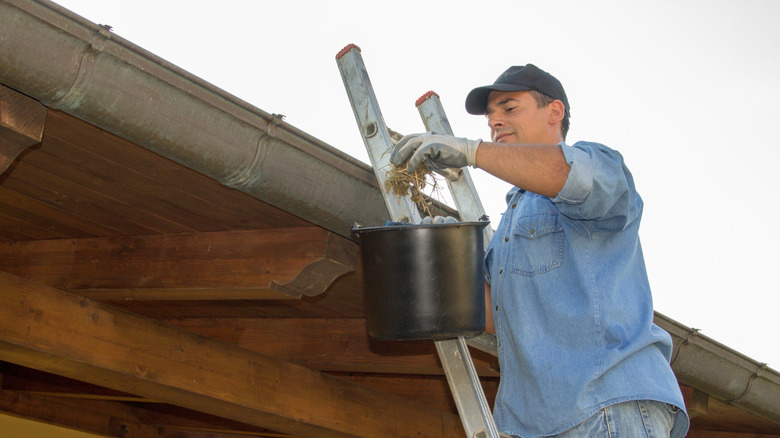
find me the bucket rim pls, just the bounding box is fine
[352,220,489,235]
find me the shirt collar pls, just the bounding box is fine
[506,186,523,205]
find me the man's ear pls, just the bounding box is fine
[548,100,565,125]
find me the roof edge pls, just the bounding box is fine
[0,0,390,238]
[2,0,777,425]
[656,312,780,423]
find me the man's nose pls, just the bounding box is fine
[487,114,503,129]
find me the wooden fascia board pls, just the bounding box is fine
[0,228,357,300]
[0,272,461,437]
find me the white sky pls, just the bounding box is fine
[53,0,780,369]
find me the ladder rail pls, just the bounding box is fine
[417,90,500,438]
[415,92,494,245]
[336,44,422,225]
[336,44,499,438]
[436,337,500,438]
[416,91,500,360]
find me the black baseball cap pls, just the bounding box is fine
[465,64,570,117]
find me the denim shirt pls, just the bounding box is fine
[484,141,689,437]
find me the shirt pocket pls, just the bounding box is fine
[510,213,565,277]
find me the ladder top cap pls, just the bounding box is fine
[415,91,440,107]
[336,44,362,60]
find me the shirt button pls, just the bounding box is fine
[495,305,499,311]
[512,203,517,209]
[499,269,503,275]
[529,228,536,235]
[504,237,509,242]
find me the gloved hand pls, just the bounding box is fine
[421,216,459,224]
[390,132,482,173]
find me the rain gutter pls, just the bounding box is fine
[656,313,780,424]
[471,314,780,424]
[0,0,389,239]
[1,0,778,426]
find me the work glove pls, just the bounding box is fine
[421,216,459,224]
[390,132,482,173]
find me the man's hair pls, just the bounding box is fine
[529,90,569,141]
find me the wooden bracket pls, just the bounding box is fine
[270,232,358,298]
[0,85,46,176]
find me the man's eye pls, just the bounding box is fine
[505,106,516,112]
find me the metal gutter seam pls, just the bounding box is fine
[655,312,780,424]
[0,0,388,238]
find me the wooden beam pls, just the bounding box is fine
[2,361,144,398]
[2,360,499,418]
[337,373,499,415]
[0,85,46,176]
[0,228,356,300]
[165,317,499,377]
[8,363,297,436]
[0,273,462,437]
[687,391,780,435]
[0,389,287,438]
[686,431,780,438]
[681,385,709,419]
[0,389,164,438]
[159,430,292,438]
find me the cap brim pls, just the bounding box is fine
[465,83,533,115]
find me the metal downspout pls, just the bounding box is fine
[0,0,389,239]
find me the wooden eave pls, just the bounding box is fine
[0,85,492,437]
[0,6,779,436]
[1,81,777,438]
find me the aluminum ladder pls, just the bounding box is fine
[336,44,500,438]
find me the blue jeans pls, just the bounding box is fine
[556,400,677,438]
[499,400,679,438]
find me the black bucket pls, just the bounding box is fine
[352,221,488,341]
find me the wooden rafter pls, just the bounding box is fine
[0,272,462,437]
[0,228,356,300]
[0,389,165,438]
[0,388,286,437]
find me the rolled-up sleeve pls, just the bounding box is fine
[554,142,593,204]
[551,141,641,229]
[483,247,493,285]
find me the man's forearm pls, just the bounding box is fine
[484,283,494,335]
[475,142,570,197]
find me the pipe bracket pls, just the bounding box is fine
[670,328,700,368]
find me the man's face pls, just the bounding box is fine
[485,90,557,144]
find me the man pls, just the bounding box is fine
[390,65,689,438]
